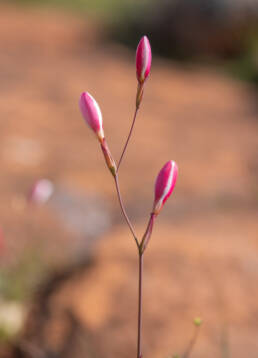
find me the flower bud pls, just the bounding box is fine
[136,36,152,84]
[153,160,178,215]
[28,179,54,205]
[79,92,104,142]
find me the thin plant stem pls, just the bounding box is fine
[182,325,201,358]
[114,174,139,248]
[137,251,143,358]
[220,324,230,358]
[117,106,139,171]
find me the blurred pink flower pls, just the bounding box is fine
[79,92,104,142]
[28,179,54,205]
[153,160,178,215]
[136,36,152,84]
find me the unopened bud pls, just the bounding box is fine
[79,92,104,142]
[136,36,152,84]
[153,161,178,216]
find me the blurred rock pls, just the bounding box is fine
[49,186,111,244]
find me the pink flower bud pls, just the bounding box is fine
[79,92,104,142]
[28,179,54,205]
[136,36,152,84]
[153,161,178,215]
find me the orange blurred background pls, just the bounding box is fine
[0,1,258,357]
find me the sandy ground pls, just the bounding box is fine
[0,4,258,358]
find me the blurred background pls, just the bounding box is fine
[0,0,258,357]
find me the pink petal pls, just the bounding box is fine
[136,36,152,83]
[153,160,178,215]
[79,92,104,140]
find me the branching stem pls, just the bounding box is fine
[114,174,139,248]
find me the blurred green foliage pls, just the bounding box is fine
[0,327,10,343]
[109,0,258,88]
[227,35,258,87]
[0,250,45,342]
[0,249,46,302]
[7,0,137,18]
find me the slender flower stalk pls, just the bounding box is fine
[137,252,143,358]
[135,161,178,358]
[101,139,117,177]
[182,318,202,358]
[140,213,155,254]
[114,174,139,247]
[117,36,152,172]
[136,83,144,110]
[117,107,139,171]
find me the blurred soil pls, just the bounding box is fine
[0,4,258,358]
